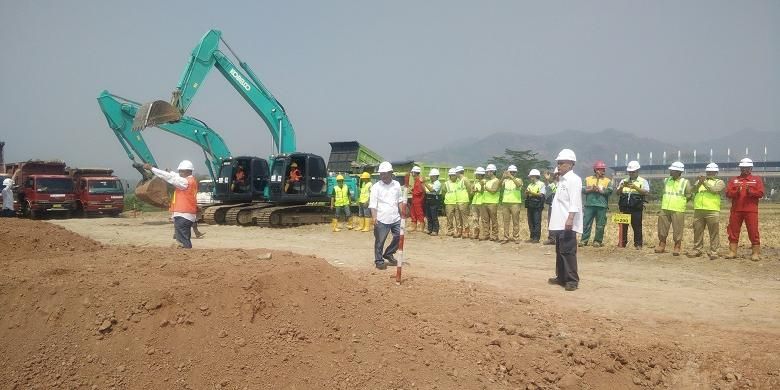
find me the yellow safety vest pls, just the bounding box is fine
[502,178,523,204]
[333,185,350,207]
[359,181,372,203]
[585,176,611,189]
[693,179,721,211]
[472,181,483,205]
[444,181,459,205]
[455,178,470,204]
[526,181,544,195]
[661,177,688,212]
[621,177,646,195]
[482,178,500,204]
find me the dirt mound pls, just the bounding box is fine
[0,218,102,257]
[0,220,778,389]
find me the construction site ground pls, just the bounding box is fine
[1,211,779,389]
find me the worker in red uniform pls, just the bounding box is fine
[725,158,764,261]
[408,166,426,232]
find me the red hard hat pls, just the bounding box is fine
[593,160,607,170]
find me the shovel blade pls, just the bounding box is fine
[132,100,182,130]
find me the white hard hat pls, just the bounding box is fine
[668,161,685,172]
[528,169,541,177]
[411,166,421,173]
[177,160,194,171]
[705,163,719,172]
[507,165,518,172]
[626,161,641,172]
[428,168,440,177]
[555,149,577,162]
[475,167,486,175]
[447,168,457,175]
[486,164,497,172]
[455,165,464,173]
[2,178,12,187]
[738,158,754,167]
[378,161,393,173]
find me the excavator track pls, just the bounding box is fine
[223,203,275,226]
[252,204,332,228]
[201,203,251,225]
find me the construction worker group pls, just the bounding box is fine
[331,156,765,262]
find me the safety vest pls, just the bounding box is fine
[693,179,721,211]
[585,176,611,190]
[444,181,459,205]
[333,185,350,207]
[455,178,470,204]
[482,178,500,204]
[661,177,688,212]
[526,181,544,195]
[620,177,646,195]
[548,182,557,193]
[171,176,198,214]
[502,178,523,204]
[359,181,372,203]
[471,180,483,205]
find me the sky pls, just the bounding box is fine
[1,0,778,180]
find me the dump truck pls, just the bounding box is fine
[7,160,76,218]
[68,168,124,217]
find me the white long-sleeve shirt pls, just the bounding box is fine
[369,179,403,224]
[2,185,13,210]
[549,170,584,233]
[151,167,196,222]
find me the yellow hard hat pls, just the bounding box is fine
[336,174,344,180]
[360,172,370,179]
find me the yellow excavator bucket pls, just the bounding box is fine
[132,100,182,131]
[134,176,171,209]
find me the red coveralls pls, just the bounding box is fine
[410,176,425,223]
[725,173,764,245]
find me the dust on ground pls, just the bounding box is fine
[0,216,779,389]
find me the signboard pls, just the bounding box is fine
[612,213,631,224]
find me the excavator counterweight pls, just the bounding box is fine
[132,100,182,131]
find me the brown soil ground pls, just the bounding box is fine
[1,214,779,389]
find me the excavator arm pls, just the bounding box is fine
[133,29,296,154]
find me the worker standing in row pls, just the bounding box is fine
[616,161,649,249]
[688,163,725,259]
[1,178,14,217]
[580,161,612,247]
[142,160,198,249]
[331,175,353,232]
[500,165,523,243]
[481,164,501,241]
[548,149,583,292]
[455,166,472,239]
[725,158,764,261]
[357,172,373,232]
[408,166,426,232]
[423,168,442,236]
[470,167,486,239]
[655,162,691,256]
[524,169,546,243]
[443,169,461,237]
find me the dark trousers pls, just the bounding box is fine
[173,216,194,249]
[526,207,543,241]
[425,201,440,234]
[0,209,15,217]
[374,220,401,265]
[618,208,643,247]
[553,230,579,285]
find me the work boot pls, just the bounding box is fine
[543,238,556,245]
[725,242,738,259]
[654,241,666,254]
[462,228,470,239]
[578,241,588,247]
[331,218,341,232]
[686,250,702,258]
[408,221,417,232]
[708,252,719,260]
[672,241,682,256]
[346,217,355,230]
[592,242,603,248]
[361,218,371,232]
[751,245,761,262]
[418,222,426,233]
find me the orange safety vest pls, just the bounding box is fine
[170,176,198,214]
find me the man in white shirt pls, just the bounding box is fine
[1,178,15,217]
[142,160,198,249]
[369,161,407,270]
[547,149,583,291]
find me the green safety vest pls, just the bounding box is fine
[472,181,483,205]
[455,178,470,204]
[359,181,372,203]
[482,178,500,204]
[333,185,350,207]
[526,181,544,195]
[444,181,459,205]
[661,177,688,212]
[502,178,523,204]
[693,179,721,211]
[548,182,557,193]
[620,177,645,195]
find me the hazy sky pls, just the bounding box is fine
[1,0,778,179]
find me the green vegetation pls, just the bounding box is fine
[123,193,165,212]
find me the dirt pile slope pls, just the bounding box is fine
[0,219,778,389]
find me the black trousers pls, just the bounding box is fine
[553,230,579,285]
[526,207,543,241]
[618,208,644,247]
[173,217,194,249]
[425,200,440,234]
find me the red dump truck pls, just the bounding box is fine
[7,160,77,218]
[68,168,125,217]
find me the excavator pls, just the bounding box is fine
[103,29,338,226]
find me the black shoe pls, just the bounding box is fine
[375,262,387,270]
[548,278,563,286]
[564,282,578,291]
[383,254,398,266]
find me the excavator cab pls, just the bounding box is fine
[213,156,269,203]
[268,153,329,204]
